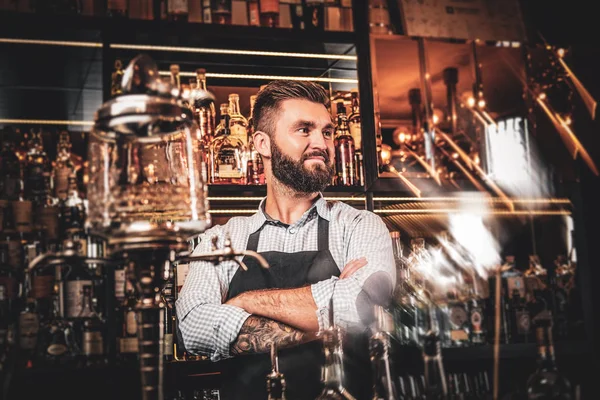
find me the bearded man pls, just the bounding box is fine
[177,80,395,399]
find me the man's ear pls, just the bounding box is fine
[252,131,271,159]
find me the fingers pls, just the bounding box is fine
[340,257,368,279]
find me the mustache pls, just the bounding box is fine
[302,150,331,163]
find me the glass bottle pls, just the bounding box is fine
[247,0,260,26]
[194,68,217,141]
[468,285,487,345]
[215,103,230,138]
[78,284,105,367]
[422,331,448,399]
[111,59,124,98]
[266,343,287,400]
[348,89,362,151]
[370,305,399,400]
[303,0,324,31]
[228,93,249,147]
[334,101,356,186]
[59,173,86,243]
[210,0,232,24]
[107,0,128,17]
[40,268,74,365]
[260,0,280,27]
[118,281,139,363]
[53,131,76,202]
[0,136,21,203]
[526,317,572,399]
[510,288,532,343]
[65,264,94,319]
[167,0,189,21]
[18,298,40,367]
[210,114,246,184]
[170,64,182,92]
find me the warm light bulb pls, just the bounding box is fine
[557,48,566,58]
[381,144,392,165]
[393,126,411,146]
[477,99,486,109]
[467,97,476,108]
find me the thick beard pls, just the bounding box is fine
[271,139,334,194]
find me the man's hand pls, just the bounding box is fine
[340,257,368,279]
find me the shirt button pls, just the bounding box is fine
[289,228,296,234]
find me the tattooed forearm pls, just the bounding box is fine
[230,315,311,356]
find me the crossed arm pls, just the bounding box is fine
[227,258,367,356]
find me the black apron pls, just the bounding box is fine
[218,216,371,400]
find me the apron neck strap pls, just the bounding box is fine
[245,215,329,252]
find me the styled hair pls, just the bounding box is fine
[252,80,330,136]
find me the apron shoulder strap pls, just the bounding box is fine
[317,216,329,251]
[246,226,263,252]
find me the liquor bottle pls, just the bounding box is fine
[111,59,124,97]
[215,103,230,138]
[348,89,362,151]
[65,264,94,319]
[390,231,416,346]
[524,255,550,322]
[59,173,86,244]
[288,0,304,29]
[168,0,189,21]
[23,130,51,208]
[422,331,448,399]
[259,0,280,27]
[210,114,246,184]
[118,282,139,363]
[510,288,532,343]
[368,0,391,34]
[170,64,182,92]
[445,289,470,348]
[468,286,487,345]
[552,255,574,341]
[107,0,128,17]
[0,136,21,203]
[228,93,249,146]
[266,343,287,400]
[79,284,105,367]
[314,305,355,399]
[53,131,76,202]
[525,316,572,399]
[247,0,260,25]
[194,68,217,141]
[18,298,40,367]
[210,0,232,24]
[303,0,324,31]
[370,305,399,400]
[39,268,74,365]
[334,101,356,186]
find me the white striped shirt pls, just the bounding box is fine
[176,195,395,361]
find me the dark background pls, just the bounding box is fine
[522,0,600,372]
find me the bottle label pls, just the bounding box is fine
[32,275,54,299]
[125,310,137,336]
[218,164,243,178]
[260,0,279,13]
[54,167,71,200]
[230,124,248,144]
[506,276,526,299]
[0,277,16,299]
[515,310,531,334]
[168,0,188,13]
[248,2,259,25]
[37,205,60,240]
[83,331,104,355]
[7,240,22,268]
[164,333,174,356]
[12,200,33,233]
[66,280,94,318]
[114,269,126,300]
[48,342,68,356]
[108,0,127,11]
[176,263,190,293]
[18,312,40,350]
[348,122,362,150]
[470,309,483,333]
[119,337,139,353]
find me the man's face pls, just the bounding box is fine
[269,98,335,194]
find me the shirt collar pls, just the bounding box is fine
[247,193,331,234]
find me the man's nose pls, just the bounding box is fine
[310,130,328,150]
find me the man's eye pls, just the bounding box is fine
[323,130,333,138]
[298,127,309,134]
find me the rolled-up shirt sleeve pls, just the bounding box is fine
[176,226,251,361]
[311,211,395,330]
